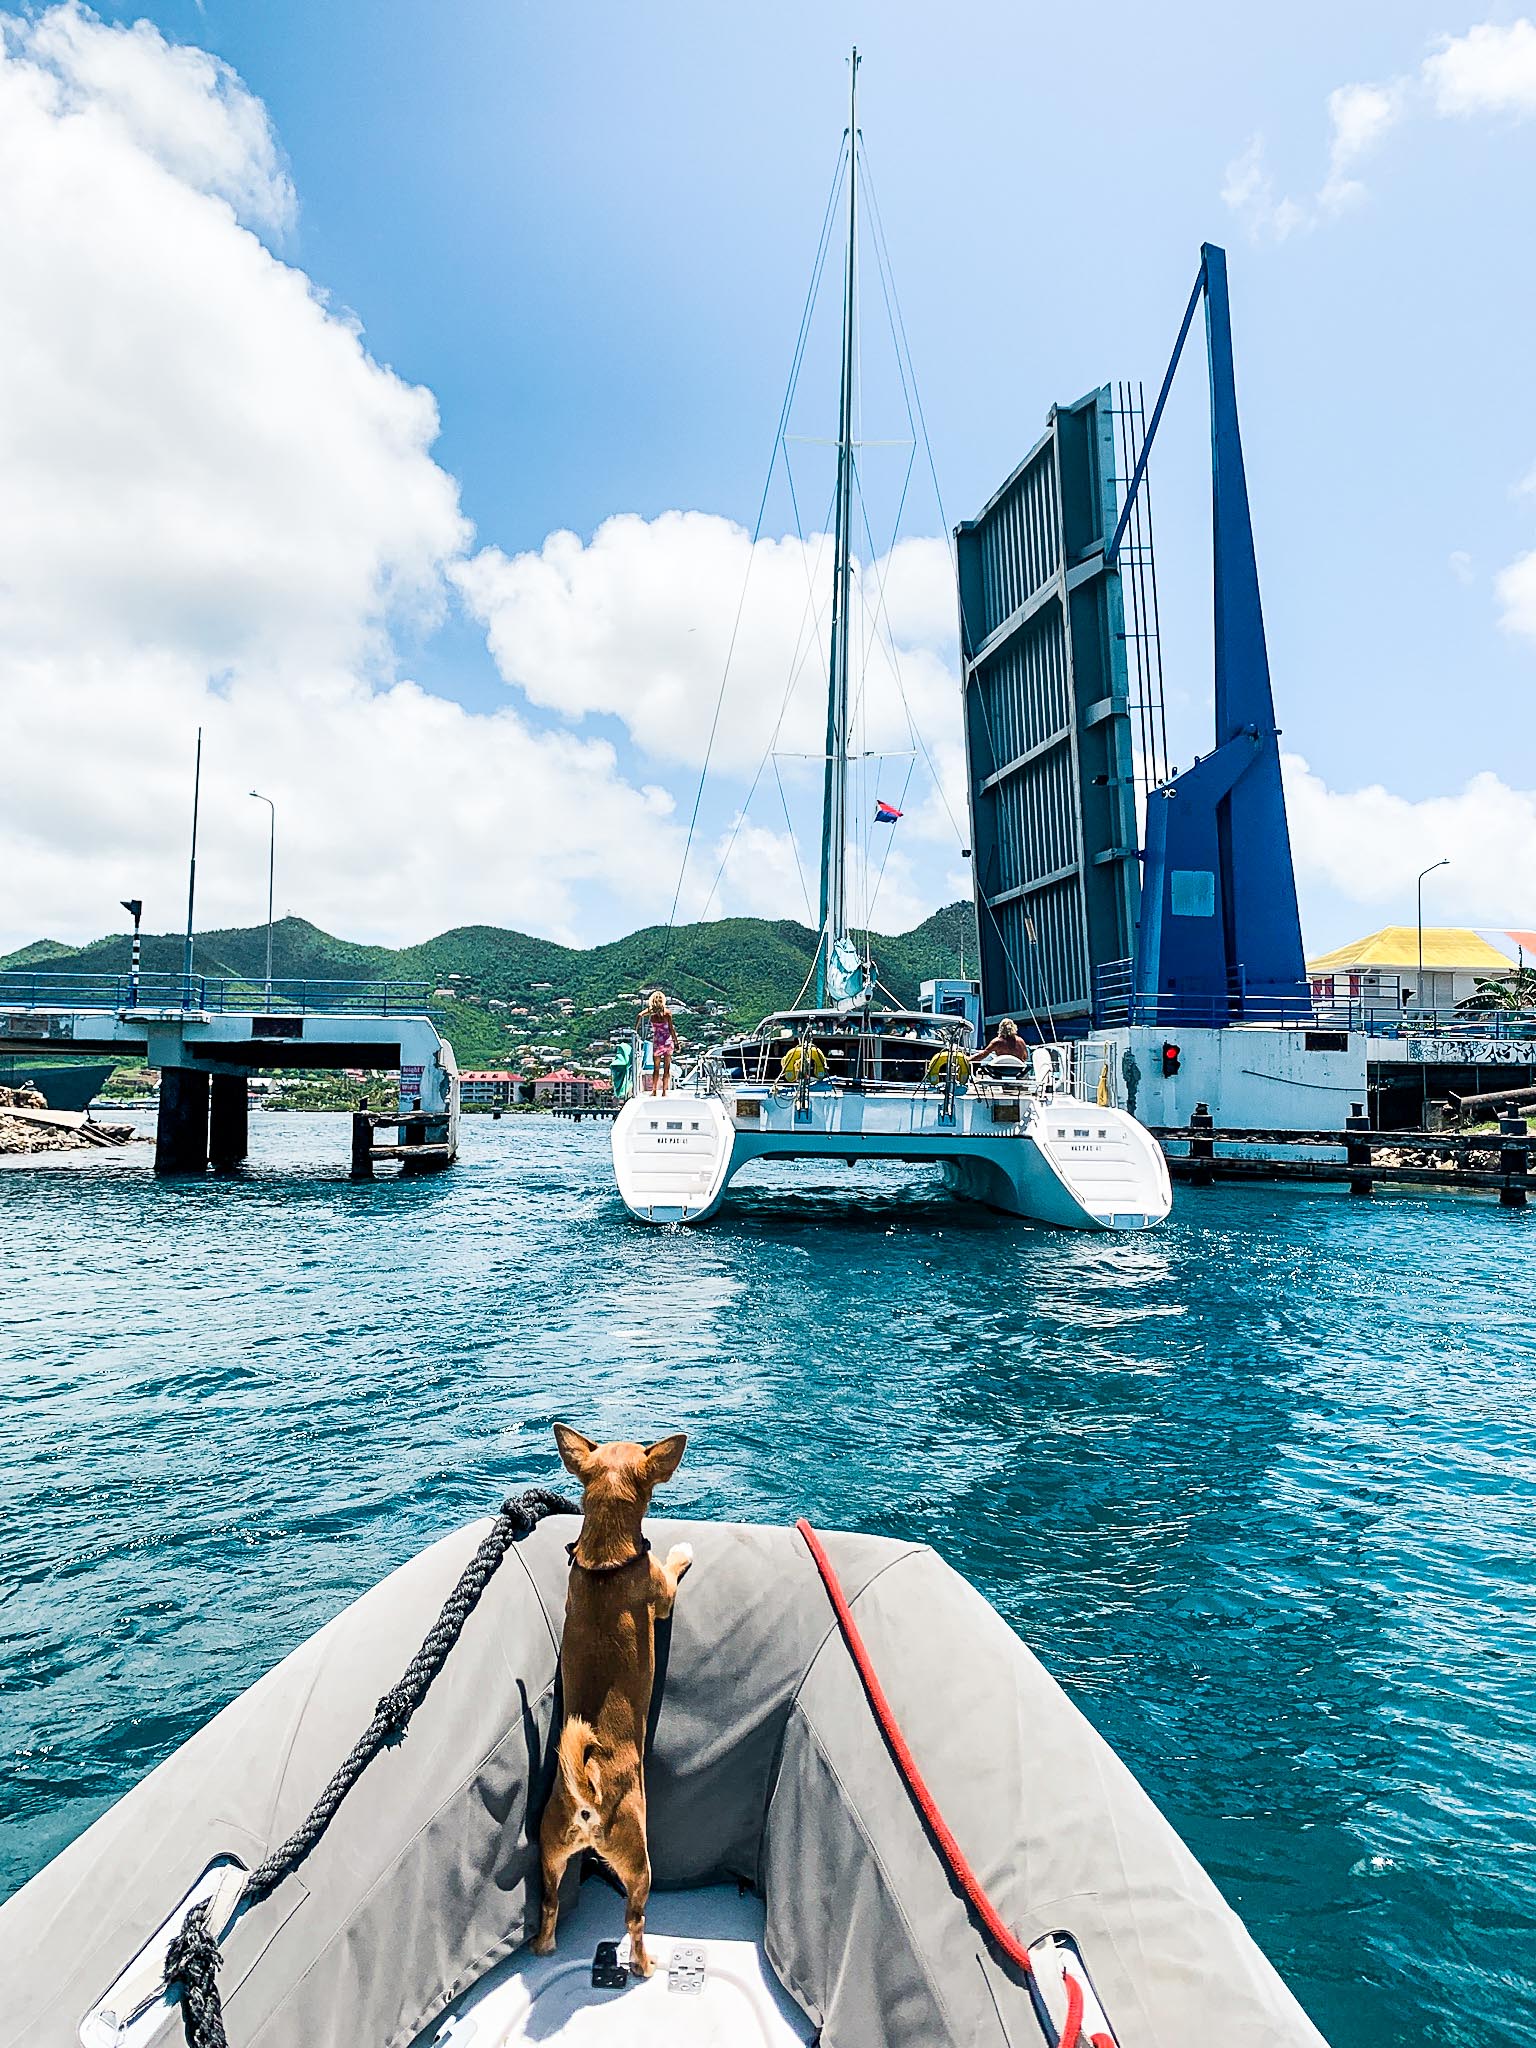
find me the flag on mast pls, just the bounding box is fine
[874,799,903,825]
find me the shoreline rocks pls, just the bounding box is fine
[0,1085,136,1155]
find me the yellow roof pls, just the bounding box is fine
[1307,926,1515,973]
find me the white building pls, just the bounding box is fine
[1307,927,1516,1014]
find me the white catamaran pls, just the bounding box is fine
[611,57,1170,1232]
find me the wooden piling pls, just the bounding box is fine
[1188,1101,1214,1187]
[1345,1103,1373,1197]
[1499,1116,1529,1210]
[351,1109,375,1180]
[400,1114,429,1176]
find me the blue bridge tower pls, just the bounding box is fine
[1123,244,1309,1026]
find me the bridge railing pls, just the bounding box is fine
[0,969,435,1016]
[1090,960,1316,1030]
[1090,958,1536,1040]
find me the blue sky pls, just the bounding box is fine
[3,2,1533,953]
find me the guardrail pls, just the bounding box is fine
[1090,958,1536,1040]
[1163,1099,1532,1208]
[0,970,434,1016]
[1090,959,1313,1029]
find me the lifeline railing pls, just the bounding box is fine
[0,970,435,1017]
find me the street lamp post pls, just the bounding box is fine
[1416,858,1450,1015]
[120,898,143,1008]
[250,791,276,1003]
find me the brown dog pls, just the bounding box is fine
[534,1424,693,1976]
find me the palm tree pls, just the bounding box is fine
[1460,967,1536,1012]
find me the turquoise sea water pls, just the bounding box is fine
[3,1112,1534,2045]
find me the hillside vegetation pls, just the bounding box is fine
[1,906,978,1068]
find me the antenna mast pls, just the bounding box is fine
[815,46,859,1006]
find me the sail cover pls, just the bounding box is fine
[825,938,870,1011]
[0,1517,1325,2048]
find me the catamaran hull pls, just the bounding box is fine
[611,1089,1171,1230]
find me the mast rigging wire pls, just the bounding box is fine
[662,135,850,946]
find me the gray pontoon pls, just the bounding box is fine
[2,1509,1324,2048]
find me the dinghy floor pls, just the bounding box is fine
[420,1883,813,2046]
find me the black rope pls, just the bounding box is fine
[163,1486,577,2047]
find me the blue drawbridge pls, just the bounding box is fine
[957,243,1310,1037]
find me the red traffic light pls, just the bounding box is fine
[1161,1040,1182,1077]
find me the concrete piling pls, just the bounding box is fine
[155,1067,210,1174]
[208,1073,248,1166]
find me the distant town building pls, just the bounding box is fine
[459,1069,525,1106]
[1307,927,1516,1011]
[532,1069,611,1106]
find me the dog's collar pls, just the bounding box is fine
[566,1537,651,1576]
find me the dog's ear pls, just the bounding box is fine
[553,1424,597,1479]
[644,1433,687,1486]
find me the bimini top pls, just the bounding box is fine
[0,1516,1324,2048]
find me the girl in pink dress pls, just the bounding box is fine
[641,990,680,1096]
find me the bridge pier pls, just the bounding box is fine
[155,1067,209,1174]
[1,971,460,1181]
[209,1073,249,1166]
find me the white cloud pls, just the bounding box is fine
[1319,81,1405,212]
[0,9,962,956]
[1495,550,1536,637]
[1284,753,1536,926]
[1221,23,1536,633]
[1224,82,1404,237]
[1423,18,1536,116]
[13,4,1527,973]
[0,9,464,671]
[456,514,960,776]
[11,1,295,230]
[0,5,698,951]
[1224,18,1536,239]
[455,513,970,921]
[1220,136,1307,241]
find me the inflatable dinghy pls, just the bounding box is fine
[1,1501,1325,2048]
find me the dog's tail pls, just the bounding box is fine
[558,1716,603,1817]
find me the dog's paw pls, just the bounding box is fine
[629,1940,653,1977]
[667,1542,694,1580]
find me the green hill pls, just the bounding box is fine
[0,905,978,1069]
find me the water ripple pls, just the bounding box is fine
[1,1113,1533,2045]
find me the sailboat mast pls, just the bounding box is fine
[816,46,859,1007]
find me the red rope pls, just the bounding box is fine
[798,1517,1093,2047]
[1059,1971,1084,2048]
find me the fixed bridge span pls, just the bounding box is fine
[0,970,459,1175]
